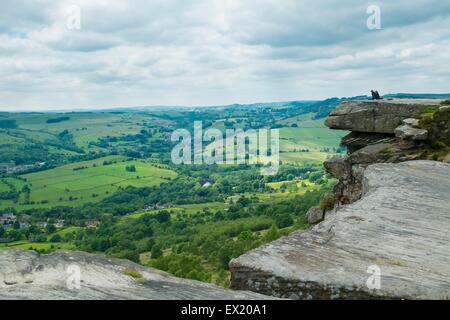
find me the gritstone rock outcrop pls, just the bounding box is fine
[324,99,449,204]
[0,249,272,300]
[229,99,450,299]
[230,160,450,299]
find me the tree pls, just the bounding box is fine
[149,253,212,282]
[50,234,62,242]
[145,238,155,251]
[126,165,136,172]
[7,229,23,241]
[275,213,294,228]
[151,245,163,259]
[263,225,280,242]
[46,224,56,234]
[35,234,47,243]
[154,211,170,223]
[308,171,323,182]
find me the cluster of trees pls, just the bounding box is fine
[125,165,136,172]
[0,119,17,129]
[0,222,70,243]
[0,179,20,201]
[71,186,327,286]
[46,116,70,124]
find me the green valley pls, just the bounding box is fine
[0,100,347,287]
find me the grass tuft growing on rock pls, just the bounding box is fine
[416,106,450,159]
[124,267,145,283]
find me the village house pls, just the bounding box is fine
[36,221,48,228]
[86,219,99,227]
[0,213,16,225]
[19,222,30,229]
[19,214,31,222]
[145,203,173,210]
[0,162,15,173]
[55,219,65,228]
[2,162,46,174]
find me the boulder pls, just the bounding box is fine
[306,207,324,224]
[325,99,441,133]
[402,118,420,127]
[394,125,428,141]
[230,161,450,299]
[323,157,349,179]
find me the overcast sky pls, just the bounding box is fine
[0,0,449,111]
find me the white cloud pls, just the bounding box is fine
[0,0,449,110]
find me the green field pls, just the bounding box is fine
[1,112,173,151]
[280,151,336,163]
[121,202,229,222]
[280,127,346,151]
[0,241,75,251]
[277,113,347,163]
[277,112,325,127]
[0,155,177,210]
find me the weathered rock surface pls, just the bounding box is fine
[325,99,441,133]
[230,161,450,299]
[395,124,428,140]
[0,249,272,300]
[402,118,420,127]
[340,132,394,153]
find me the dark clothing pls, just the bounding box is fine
[371,90,381,100]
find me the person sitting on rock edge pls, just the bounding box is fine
[371,90,382,100]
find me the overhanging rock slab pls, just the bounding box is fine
[325,99,441,133]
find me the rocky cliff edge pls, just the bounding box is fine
[230,160,450,299]
[229,99,450,299]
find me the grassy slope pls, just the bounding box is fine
[5,112,172,150]
[0,156,177,210]
[278,113,347,163]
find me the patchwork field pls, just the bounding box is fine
[277,113,347,163]
[1,112,173,150]
[280,151,335,163]
[279,127,346,151]
[277,112,325,127]
[0,156,177,210]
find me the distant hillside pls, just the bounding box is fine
[383,93,450,99]
[281,96,369,120]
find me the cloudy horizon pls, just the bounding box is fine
[1,0,450,111]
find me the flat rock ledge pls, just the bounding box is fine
[0,249,272,300]
[230,161,450,299]
[325,99,442,133]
